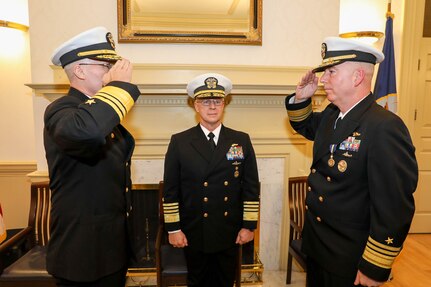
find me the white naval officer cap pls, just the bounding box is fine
[312,36,385,73]
[51,26,122,68]
[186,73,232,99]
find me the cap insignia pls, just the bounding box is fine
[106,32,116,49]
[321,43,327,59]
[205,77,218,89]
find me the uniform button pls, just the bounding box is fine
[319,196,324,202]
[224,181,229,186]
[125,187,129,193]
[129,206,133,211]
[224,197,228,202]
[111,133,115,139]
[126,212,130,217]
[224,211,228,216]
[316,216,321,222]
[203,197,209,202]
[204,182,208,187]
[311,169,316,173]
[125,162,129,167]
[203,213,208,218]
[327,176,331,182]
[305,205,309,210]
[308,186,311,192]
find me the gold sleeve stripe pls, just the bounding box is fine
[244,211,259,221]
[362,236,401,269]
[244,201,259,221]
[244,201,259,205]
[362,249,395,269]
[368,237,402,252]
[94,96,124,120]
[163,202,179,207]
[287,104,312,122]
[93,86,134,121]
[163,202,180,223]
[164,213,180,223]
[365,245,397,261]
[366,241,399,257]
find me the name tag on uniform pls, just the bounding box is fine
[226,144,244,160]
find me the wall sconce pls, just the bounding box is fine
[339,0,387,44]
[0,19,29,32]
[339,31,384,44]
[0,0,29,32]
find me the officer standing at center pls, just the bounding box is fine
[285,37,418,287]
[163,73,260,287]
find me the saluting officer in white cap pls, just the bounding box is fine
[45,27,141,286]
[162,73,260,287]
[285,38,418,286]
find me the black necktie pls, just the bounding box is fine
[208,132,216,150]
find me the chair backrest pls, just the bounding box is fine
[28,182,51,247]
[288,176,308,240]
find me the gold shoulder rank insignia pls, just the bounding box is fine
[85,99,96,105]
[353,132,361,137]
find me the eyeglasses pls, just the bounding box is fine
[79,63,113,70]
[196,99,224,106]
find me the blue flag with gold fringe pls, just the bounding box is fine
[374,16,397,113]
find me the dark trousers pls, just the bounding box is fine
[306,257,361,287]
[184,245,239,287]
[55,267,127,287]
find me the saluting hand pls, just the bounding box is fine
[102,59,133,86]
[169,231,188,248]
[295,70,318,103]
[235,228,254,245]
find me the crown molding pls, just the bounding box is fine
[0,161,37,177]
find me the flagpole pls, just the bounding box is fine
[387,0,395,19]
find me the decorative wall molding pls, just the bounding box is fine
[0,162,37,177]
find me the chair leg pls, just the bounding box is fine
[286,253,293,284]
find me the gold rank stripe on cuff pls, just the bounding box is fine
[93,86,135,121]
[362,236,402,269]
[287,104,312,122]
[243,201,259,221]
[163,202,180,223]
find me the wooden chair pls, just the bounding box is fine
[286,176,308,285]
[0,181,56,287]
[156,181,242,287]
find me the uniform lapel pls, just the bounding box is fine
[117,124,135,160]
[312,94,374,165]
[313,111,339,165]
[190,125,213,163]
[336,94,375,143]
[204,125,231,176]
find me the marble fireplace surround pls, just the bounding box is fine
[29,64,327,271]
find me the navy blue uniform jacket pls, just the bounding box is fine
[163,125,260,253]
[44,81,140,281]
[285,94,418,281]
